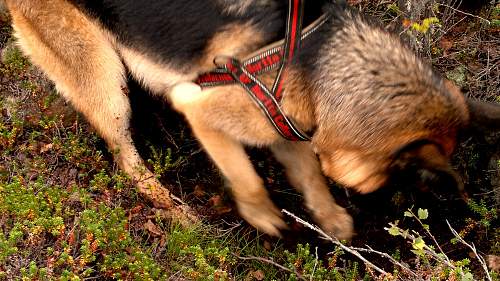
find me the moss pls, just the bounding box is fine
[1,43,30,73]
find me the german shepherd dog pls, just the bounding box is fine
[5,0,500,240]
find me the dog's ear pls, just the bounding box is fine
[390,142,463,191]
[466,98,500,131]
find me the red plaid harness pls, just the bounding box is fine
[195,0,331,141]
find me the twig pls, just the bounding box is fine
[167,270,183,280]
[408,228,457,270]
[348,245,422,280]
[446,220,492,281]
[235,255,305,280]
[311,246,318,281]
[408,209,451,265]
[439,3,491,24]
[82,275,103,281]
[282,209,389,277]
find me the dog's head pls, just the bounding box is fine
[312,82,500,194]
[301,8,500,194]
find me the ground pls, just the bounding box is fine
[0,1,499,280]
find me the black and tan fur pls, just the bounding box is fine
[5,0,500,240]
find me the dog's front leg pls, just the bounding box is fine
[195,126,287,236]
[271,142,354,240]
[169,83,286,236]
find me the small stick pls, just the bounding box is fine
[282,209,389,277]
[349,245,422,280]
[235,255,305,280]
[409,209,451,265]
[439,3,491,24]
[446,220,492,281]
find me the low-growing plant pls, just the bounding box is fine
[467,199,497,229]
[283,244,368,281]
[1,43,30,73]
[147,146,185,176]
[386,207,493,280]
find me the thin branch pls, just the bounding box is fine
[311,246,318,281]
[446,220,493,281]
[348,245,422,280]
[403,228,457,270]
[282,209,389,277]
[439,3,491,24]
[235,255,305,280]
[409,209,450,265]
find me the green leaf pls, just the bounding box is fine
[387,222,400,236]
[410,249,425,257]
[388,225,400,236]
[412,237,425,250]
[417,208,428,220]
[404,211,413,217]
[461,272,474,281]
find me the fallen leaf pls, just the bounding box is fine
[159,235,167,248]
[215,206,232,215]
[144,220,162,237]
[402,18,412,28]
[250,270,265,280]
[193,185,206,197]
[40,142,53,153]
[488,255,500,271]
[208,195,223,207]
[130,204,143,214]
[128,204,143,220]
[439,37,453,55]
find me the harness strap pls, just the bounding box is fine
[272,0,304,101]
[196,13,329,88]
[217,58,310,141]
[195,0,329,141]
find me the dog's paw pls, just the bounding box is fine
[314,205,354,241]
[236,196,287,237]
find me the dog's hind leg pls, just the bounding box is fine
[7,1,195,222]
[271,142,353,240]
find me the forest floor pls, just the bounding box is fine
[0,1,499,280]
